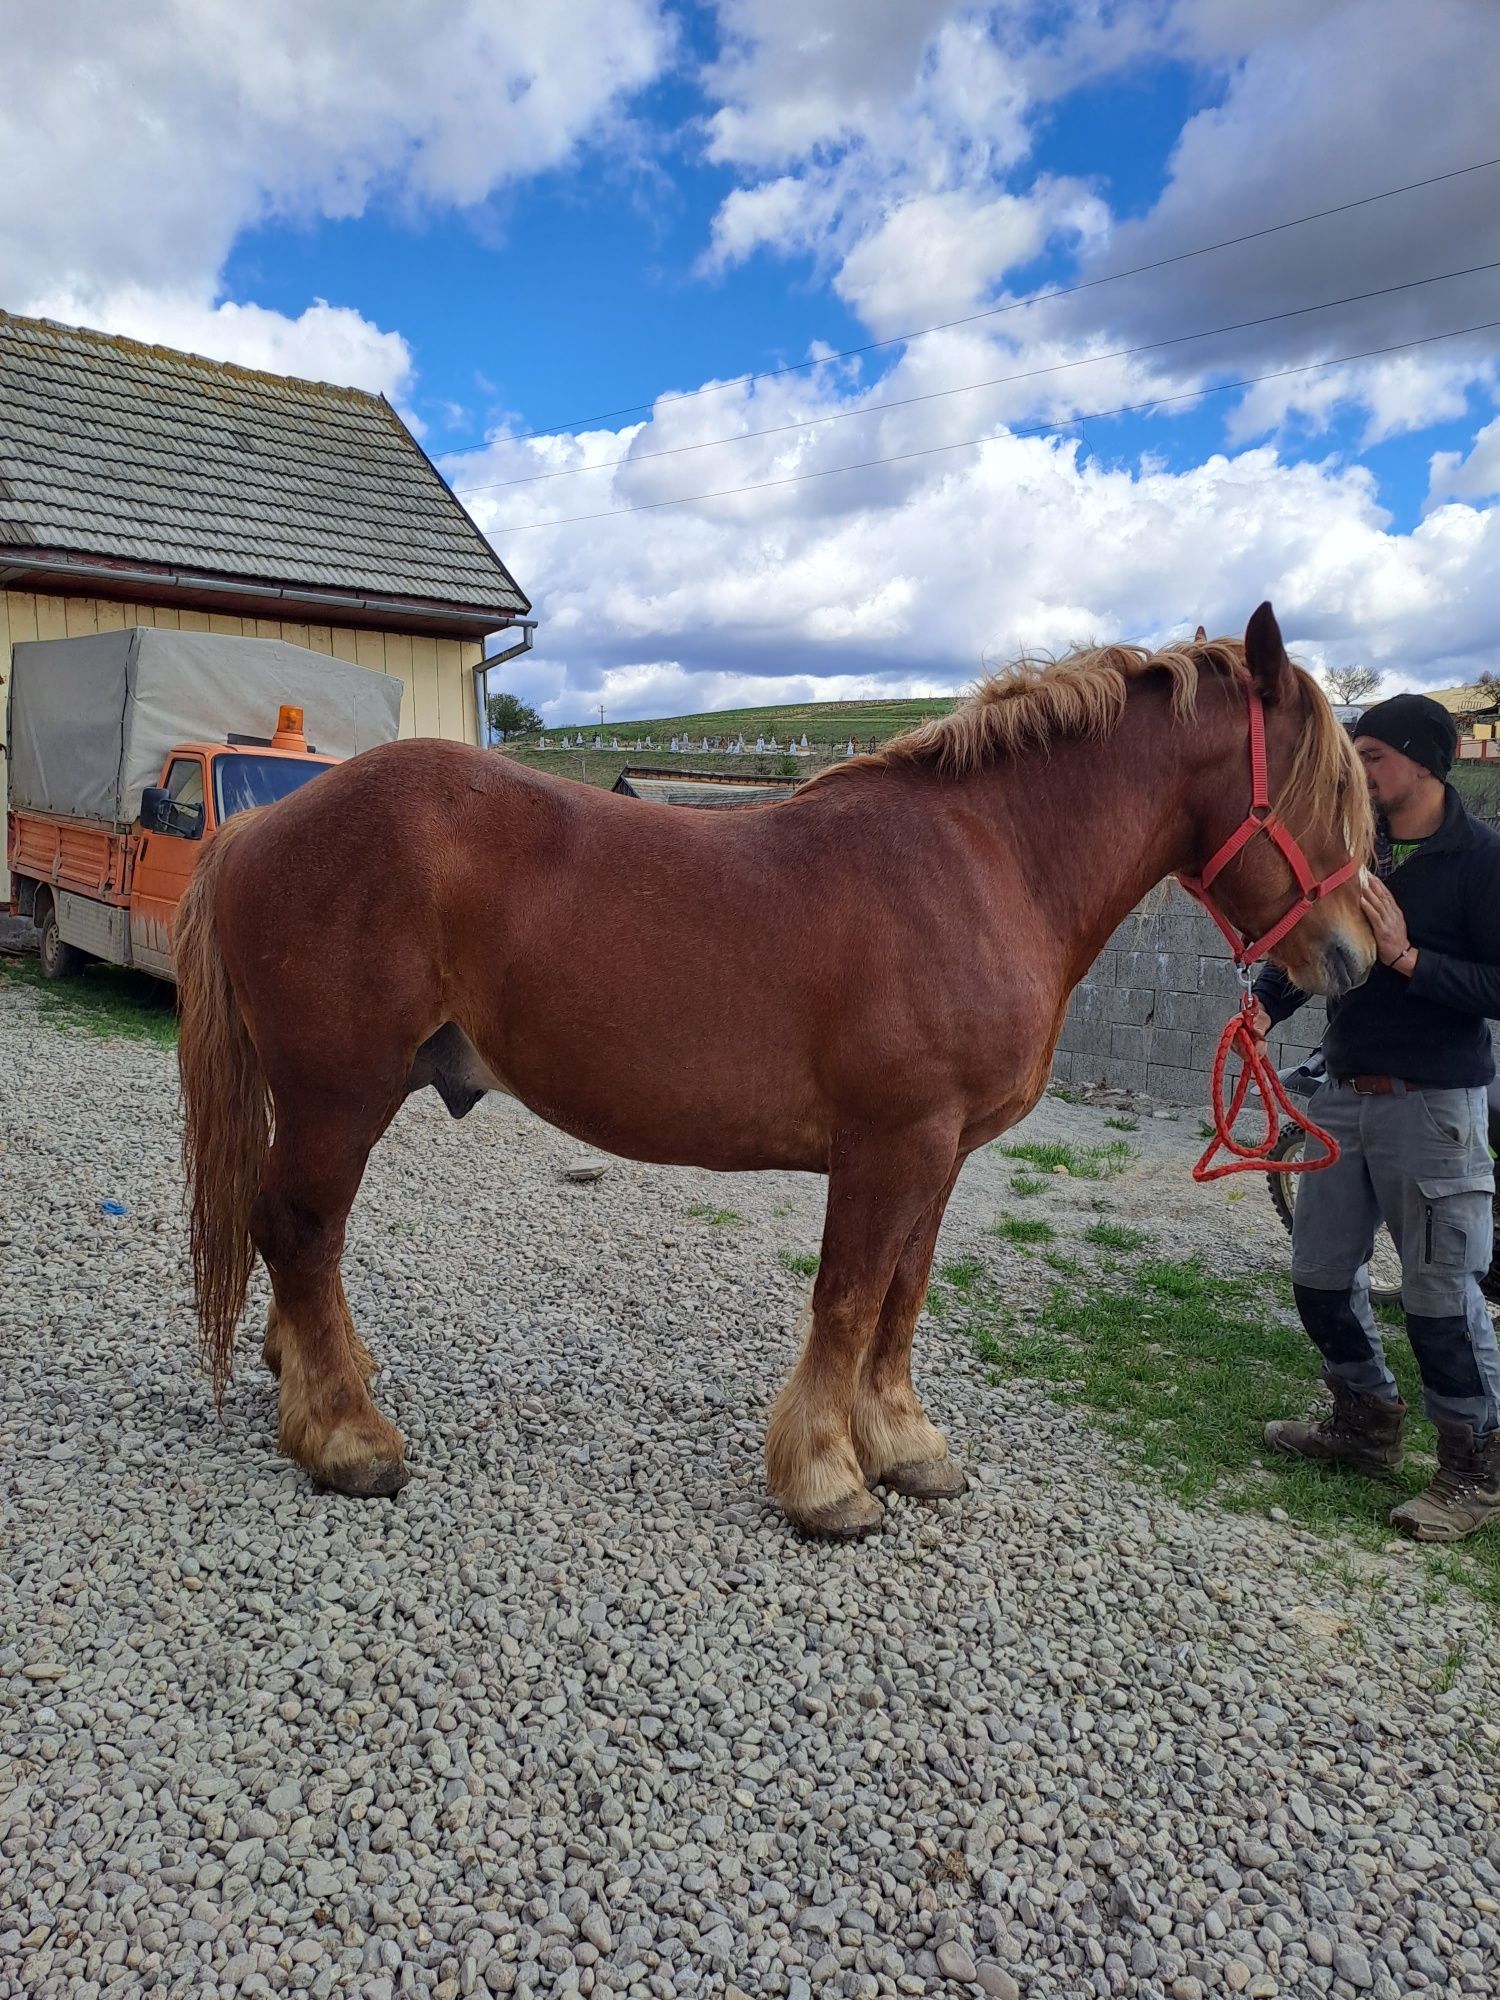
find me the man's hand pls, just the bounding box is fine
[1360,876,1415,971]
[1247,1001,1272,1050]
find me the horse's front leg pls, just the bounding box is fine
[766,1129,957,1538]
[852,1166,968,1499]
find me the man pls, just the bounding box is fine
[1251,692,1500,1540]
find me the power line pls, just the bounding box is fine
[443,153,1500,454]
[454,260,1500,495]
[485,316,1500,532]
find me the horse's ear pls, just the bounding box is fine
[1193,625,1206,644]
[1244,600,1293,705]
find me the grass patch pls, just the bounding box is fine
[0,954,177,1048]
[1048,1084,1087,1105]
[988,1214,1055,1246]
[996,1137,1135,1180]
[928,1257,987,1319]
[687,1203,742,1226]
[1437,1642,1466,1693]
[1084,1220,1149,1253]
[1010,1173,1047,1197]
[1104,1114,1139,1132]
[941,1252,1500,1610]
[778,1249,819,1277]
[1043,1250,1084,1277]
[940,1256,987,1293]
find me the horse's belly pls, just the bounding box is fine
[503,1069,830,1173]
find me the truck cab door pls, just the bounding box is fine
[131,755,208,977]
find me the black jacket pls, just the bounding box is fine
[1255,786,1500,1087]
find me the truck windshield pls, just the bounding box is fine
[213,755,330,821]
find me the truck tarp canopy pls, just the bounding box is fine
[6,627,405,825]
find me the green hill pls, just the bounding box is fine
[501,693,962,789]
[540,693,958,746]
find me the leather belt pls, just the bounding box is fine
[1342,1075,1418,1095]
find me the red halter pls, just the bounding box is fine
[1175,681,1362,1183]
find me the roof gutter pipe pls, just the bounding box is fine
[474,620,538,748]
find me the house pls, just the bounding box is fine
[1425,681,1500,759]
[0,311,531,893]
[611,765,801,808]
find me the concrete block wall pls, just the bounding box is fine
[1054,885,1326,1104]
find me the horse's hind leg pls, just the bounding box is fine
[766,1130,956,1538]
[263,1280,376,1386]
[252,1095,406,1497]
[852,1167,967,1499]
[262,1301,284,1379]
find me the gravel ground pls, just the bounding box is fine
[3,978,1499,2000]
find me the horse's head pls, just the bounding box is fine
[1187,602,1376,1001]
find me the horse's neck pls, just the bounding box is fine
[973,700,1206,983]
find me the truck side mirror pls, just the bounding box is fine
[140,786,172,832]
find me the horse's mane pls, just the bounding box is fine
[813,636,1372,857]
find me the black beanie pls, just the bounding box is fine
[1353,693,1458,779]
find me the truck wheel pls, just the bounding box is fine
[38,903,85,981]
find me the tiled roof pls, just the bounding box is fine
[0,311,527,619]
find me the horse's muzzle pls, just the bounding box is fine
[1320,935,1370,1002]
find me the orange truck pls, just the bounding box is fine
[6,626,402,981]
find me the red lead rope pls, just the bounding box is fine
[1175,681,1360,1184]
[1190,991,1340,1183]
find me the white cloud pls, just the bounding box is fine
[0,0,670,384]
[708,177,814,270]
[704,4,1036,287]
[1428,415,1500,510]
[833,183,1107,336]
[454,408,1500,721]
[701,0,1500,451]
[2,0,670,301]
[466,0,1488,729]
[1060,0,1500,426]
[1225,353,1497,451]
[704,0,968,169]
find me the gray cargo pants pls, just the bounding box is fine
[1291,1081,1500,1435]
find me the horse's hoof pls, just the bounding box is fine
[316,1457,410,1499]
[793,1487,885,1541]
[879,1457,967,1500]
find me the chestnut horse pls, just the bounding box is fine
[177,602,1374,1537]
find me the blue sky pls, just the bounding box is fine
[4,1,1499,721]
[224,28,1227,483]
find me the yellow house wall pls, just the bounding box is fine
[1,588,482,899]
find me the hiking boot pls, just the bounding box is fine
[1390,1422,1500,1542]
[1264,1370,1406,1479]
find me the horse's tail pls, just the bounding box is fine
[176,815,269,1403]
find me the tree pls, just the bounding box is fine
[487,690,544,742]
[1320,663,1380,706]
